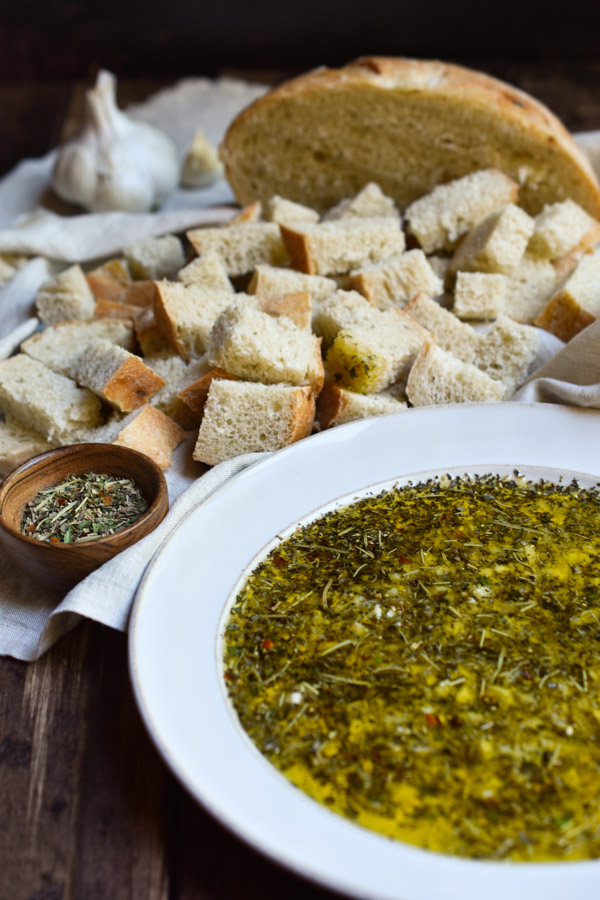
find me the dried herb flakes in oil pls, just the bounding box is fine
[223,474,600,862]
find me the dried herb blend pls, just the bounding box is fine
[223,474,600,861]
[21,472,148,543]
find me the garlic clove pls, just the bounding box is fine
[181,129,224,188]
[51,69,181,213]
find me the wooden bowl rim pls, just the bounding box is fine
[0,443,168,552]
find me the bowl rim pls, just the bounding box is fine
[0,442,168,550]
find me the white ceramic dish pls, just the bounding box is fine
[129,402,600,900]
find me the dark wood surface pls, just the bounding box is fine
[1,62,600,899]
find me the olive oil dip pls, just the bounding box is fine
[223,474,600,861]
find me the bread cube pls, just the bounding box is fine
[503,255,557,323]
[258,291,312,330]
[312,289,385,348]
[324,309,426,393]
[263,195,320,226]
[227,201,263,225]
[280,217,406,275]
[114,405,186,470]
[125,235,185,280]
[449,204,535,276]
[36,264,96,325]
[348,250,443,309]
[75,338,166,413]
[0,415,53,477]
[535,253,600,341]
[406,342,506,406]
[193,380,315,466]
[175,368,238,429]
[85,258,131,301]
[322,183,399,221]
[404,293,483,364]
[528,199,600,259]
[94,298,143,320]
[152,281,249,360]
[453,272,508,320]
[0,355,103,444]
[209,304,324,393]
[187,223,288,276]
[474,314,540,395]
[317,382,406,429]
[405,169,519,253]
[177,249,234,293]
[21,318,136,378]
[248,264,337,303]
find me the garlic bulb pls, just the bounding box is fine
[52,70,180,213]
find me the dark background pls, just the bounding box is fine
[1,0,600,83]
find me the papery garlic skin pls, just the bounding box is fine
[52,70,180,213]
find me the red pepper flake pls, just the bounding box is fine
[261,639,274,650]
[223,671,236,682]
[273,555,287,567]
[50,536,59,543]
[397,555,411,564]
[425,713,443,727]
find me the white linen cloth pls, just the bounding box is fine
[0,77,600,660]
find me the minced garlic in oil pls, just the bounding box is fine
[223,474,600,861]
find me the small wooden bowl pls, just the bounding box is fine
[0,443,169,592]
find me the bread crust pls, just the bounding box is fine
[221,56,600,218]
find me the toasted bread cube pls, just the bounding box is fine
[0,415,53,477]
[75,338,165,412]
[36,264,96,325]
[85,258,131,300]
[258,291,312,330]
[405,169,519,253]
[503,255,558,323]
[118,281,158,308]
[125,235,185,280]
[317,382,406,429]
[152,281,249,360]
[475,314,540,394]
[406,342,506,406]
[175,368,238,429]
[114,405,186,470]
[449,204,535,277]
[453,272,508,320]
[227,201,263,225]
[263,195,320,227]
[280,217,406,275]
[177,249,234,293]
[95,298,143,320]
[348,250,443,309]
[535,253,600,341]
[187,223,288,276]
[193,380,315,466]
[325,310,426,394]
[528,199,600,259]
[404,293,484,364]
[247,264,337,303]
[145,354,210,426]
[21,319,136,378]
[209,304,324,393]
[134,307,170,356]
[322,183,400,222]
[0,355,103,444]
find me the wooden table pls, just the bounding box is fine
[1,62,600,900]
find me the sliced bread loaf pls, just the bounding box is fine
[221,57,600,218]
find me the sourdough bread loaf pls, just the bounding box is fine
[221,57,600,218]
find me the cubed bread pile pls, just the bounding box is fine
[1,170,599,476]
